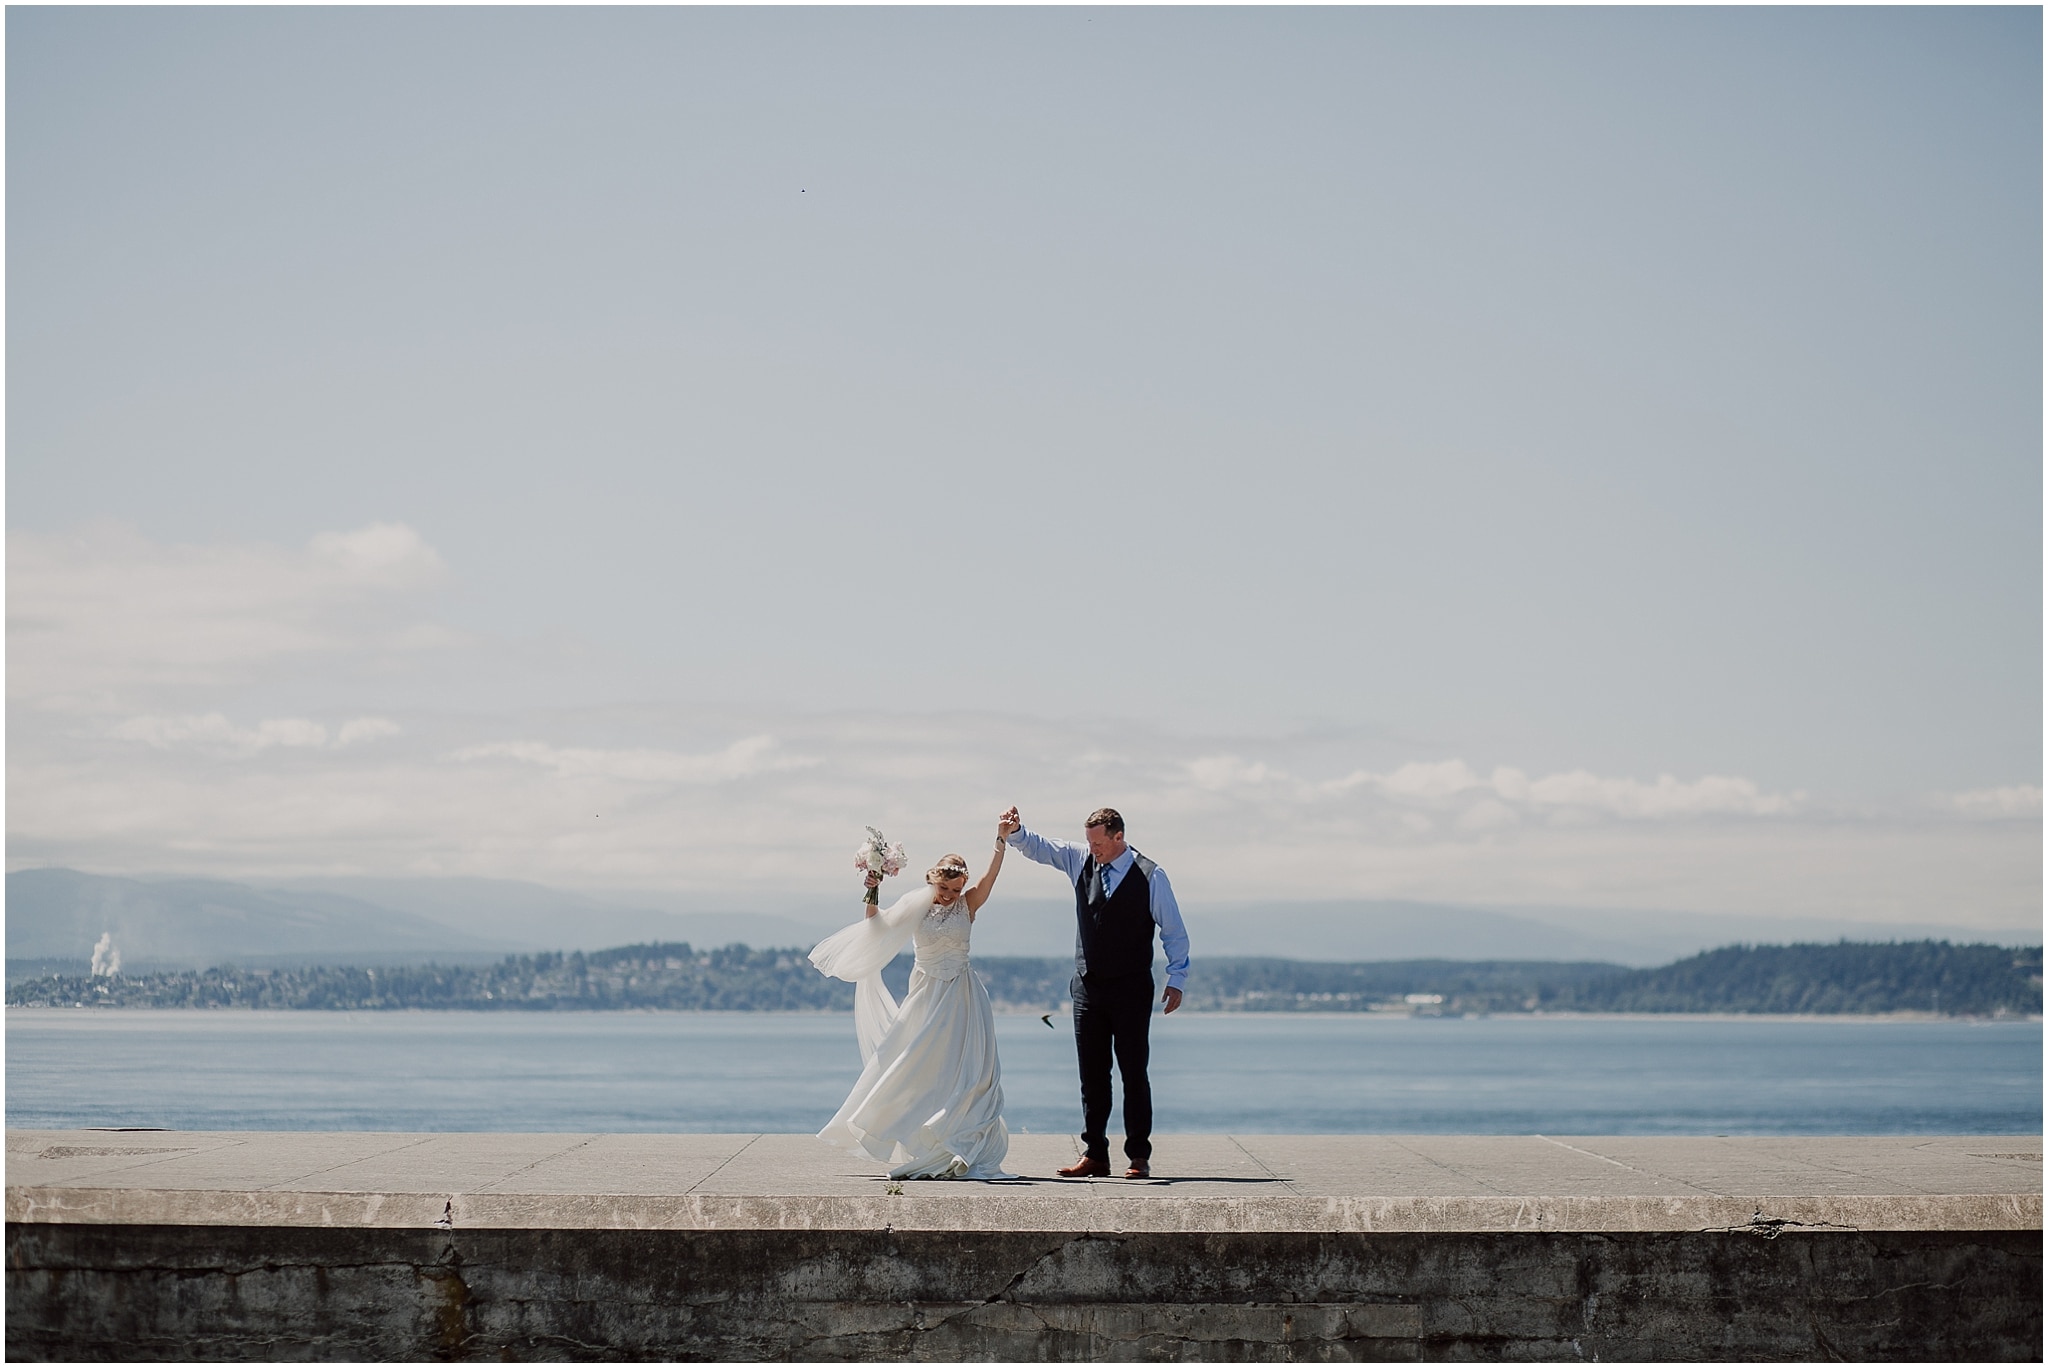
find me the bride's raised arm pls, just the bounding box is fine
[965,813,1018,916]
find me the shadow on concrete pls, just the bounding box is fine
[860,1174,1292,1187]
[1122,1176,1292,1186]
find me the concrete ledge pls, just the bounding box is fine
[8,1131,2042,1360]
[9,1183,2042,1235]
[7,1129,2039,1234]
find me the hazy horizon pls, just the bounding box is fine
[8,864,2038,974]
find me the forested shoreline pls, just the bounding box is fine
[8,940,2039,1017]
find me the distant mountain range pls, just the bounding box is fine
[4,869,495,969]
[266,875,834,961]
[3,870,828,974]
[5,867,2036,977]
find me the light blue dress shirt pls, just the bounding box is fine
[1007,827,1191,991]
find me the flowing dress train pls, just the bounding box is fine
[812,889,1011,1179]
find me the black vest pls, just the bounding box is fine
[1075,851,1158,980]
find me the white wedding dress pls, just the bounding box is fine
[811,886,1012,1180]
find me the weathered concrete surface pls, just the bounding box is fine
[9,1130,2040,1233]
[7,1131,2042,1360]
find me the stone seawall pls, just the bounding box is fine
[10,1223,2043,1360]
[7,1131,2041,1361]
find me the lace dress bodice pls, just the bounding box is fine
[911,902,973,981]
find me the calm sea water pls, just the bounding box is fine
[6,1009,2039,1135]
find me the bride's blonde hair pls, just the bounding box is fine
[927,854,970,883]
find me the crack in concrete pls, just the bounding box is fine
[254,1135,435,1193]
[1386,1137,1515,1195]
[1742,1142,1937,1196]
[1227,1136,1298,1192]
[1838,1278,1966,1302]
[683,1134,764,1194]
[989,1233,1109,1303]
[1705,1212,1865,1239]
[1535,1137,1718,1196]
[468,1135,600,1195]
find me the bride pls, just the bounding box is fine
[810,814,1019,1179]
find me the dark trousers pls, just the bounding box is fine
[1071,971,1153,1164]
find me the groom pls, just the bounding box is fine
[1002,806,1190,1179]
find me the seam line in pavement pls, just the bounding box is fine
[1227,1136,1297,1192]
[257,1136,435,1193]
[1386,1136,1513,1196]
[1737,1143,1931,1196]
[685,1134,764,1194]
[1535,1137,1717,1196]
[469,1135,600,1195]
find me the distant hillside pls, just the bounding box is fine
[8,939,2039,1017]
[260,875,835,955]
[4,869,835,969]
[1553,941,2043,1017]
[3,868,494,967]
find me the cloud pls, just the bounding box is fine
[6,703,2039,931]
[335,717,404,747]
[109,713,401,753]
[4,526,2032,929]
[450,735,813,784]
[1317,758,1799,820]
[1182,755,1284,791]
[1513,768,1798,819]
[1944,786,2043,820]
[7,521,453,709]
[1455,798,1520,834]
[306,524,445,586]
[1362,759,1491,802]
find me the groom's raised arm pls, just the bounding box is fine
[1005,824,1089,881]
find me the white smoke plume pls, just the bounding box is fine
[89,932,121,978]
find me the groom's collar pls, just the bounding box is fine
[1097,847,1136,874]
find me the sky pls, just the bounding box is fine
[6,7,2040,933]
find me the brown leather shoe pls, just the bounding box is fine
[1056,1156,1110,1178]
[1124,1161,1151,1179]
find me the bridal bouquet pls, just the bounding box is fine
[854,826,908,905]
